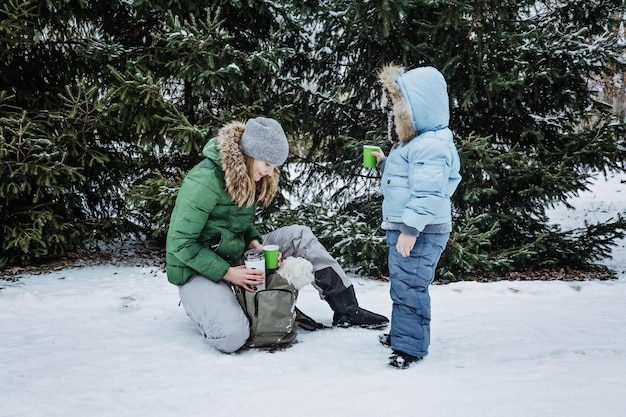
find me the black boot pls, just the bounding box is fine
[324,285,389,329]
[388,351,422,369]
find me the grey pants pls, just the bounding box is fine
[263,225,351,296]
[178,225,352,353]
[179,275,249,353]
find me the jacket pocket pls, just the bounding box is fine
[212,228,245,262]
[410,160,446,193]
[382,175,410,192]
[381,175,411,220]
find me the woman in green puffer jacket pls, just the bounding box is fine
[166,117,388,353]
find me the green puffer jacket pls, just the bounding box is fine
[165,128,265,285]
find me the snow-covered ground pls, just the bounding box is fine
[1,173,625,417]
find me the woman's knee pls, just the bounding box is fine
[178,275,250,353]
[294,224,313,236]
[207,320,250,353]
[191,307,250,353]
[264,225,316,257]
[273,224,313,240]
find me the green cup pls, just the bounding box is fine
[363,145,380,168]
[263,244,280,270]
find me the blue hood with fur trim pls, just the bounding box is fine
[396,67,450,135]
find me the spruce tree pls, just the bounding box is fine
[0,0,141,267]
[2,0,625,280]
[273,0,626,278]
[1,0,305,266]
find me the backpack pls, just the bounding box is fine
[235,256,323,348]
[235,272,299,348]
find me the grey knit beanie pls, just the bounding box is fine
[240,117,289,166]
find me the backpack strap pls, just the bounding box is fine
[294,307,329,331]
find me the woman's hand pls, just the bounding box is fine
[250,240,283,268]
[222,265,265,293]
[275,251,283,268]
[247,240,263,251]
[396,232,416,257]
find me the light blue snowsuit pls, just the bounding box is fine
[379,66,461,357]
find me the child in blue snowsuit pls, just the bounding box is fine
[372,66,462,369]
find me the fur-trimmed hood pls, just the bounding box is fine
[202,121,280,208]
[378,65,450,142]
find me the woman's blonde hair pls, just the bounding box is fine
[242,154,280,208]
